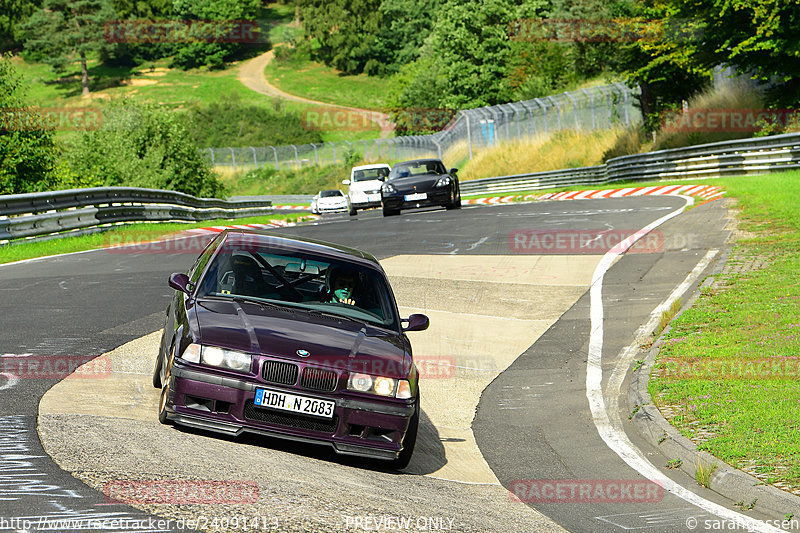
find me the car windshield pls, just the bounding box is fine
[353,167,389,182]
[319,190,343,198]
[388,161,445,179]
[196,242,398,329]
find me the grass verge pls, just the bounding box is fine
[265,50,388,111]
[649,169,800,491]
[0,214,304,266]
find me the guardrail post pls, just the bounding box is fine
[291,144,299,168]
[249,146,258,169]
[564,92,579,130]
[598,86,611,126]
[465,113,474,159]
[582,89,596,130]
[534,98,548,134]
[362,140,369,160]
[432,138,442,160]
[616,82,631,126]
[269,146,278,170]
[312,143,319,165]
[228,147,236,171]
[520,101,535,137]
[207,148,215,165]
[328,142,336,164]
[547,96,562,131]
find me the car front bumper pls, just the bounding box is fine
[382,188,451,210]
[349,192,382,209]
[316,204,350,213]
[164,364,415,461]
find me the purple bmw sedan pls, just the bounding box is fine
[153,230,429,469]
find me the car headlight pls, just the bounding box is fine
[382,183,397,194]
[347,373,408,398]
[435,176,451,187]
[190,345,253,372]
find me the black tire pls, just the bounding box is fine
[152,331,166,388]
[152,352,163,388]
[383,206,400,217]
[445,187,460,210]
[389,393,420,470]
[158,347,175,425]
[349,205,357,216]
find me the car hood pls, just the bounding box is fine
[349,180,383,192]
[387,174,440,192]
[318,197,347,204]
[191,299,411,378]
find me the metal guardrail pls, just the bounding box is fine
[0,187,272,242]
[2,133,798,243]
[460,132,800,195]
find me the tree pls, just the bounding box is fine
[606,1,711,129]
[390,0,520,113]
[0,55,57,194]
[295,0,383,75]
[63,100,224,197]
[665,0,800,105]
[0,0,40,51]
[171,0,262,69]
[21,0,115,96]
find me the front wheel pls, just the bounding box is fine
[383,206,400,217]
[389,393,419,470]
[349,206,357,216]
[445,187,461,210]
[158,346,175,425]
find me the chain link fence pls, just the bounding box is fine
[204,83,640,170]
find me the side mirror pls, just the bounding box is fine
[449,168,458,175]
[402,313,429,332]
[169,272,192,295]
[342,179,351,185]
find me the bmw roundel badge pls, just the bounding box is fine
[296,349,310,358]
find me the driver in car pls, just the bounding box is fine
[327,267,358,306]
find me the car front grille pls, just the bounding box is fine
[243,401,338,433]
[262,360,299,386]
[300,367,338,392]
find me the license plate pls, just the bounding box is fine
[367,193,381,202]
[254,388,335,418]
[404,192,427,201]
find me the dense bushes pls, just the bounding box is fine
[0,54,58,194]
[232,164,350,196]
[182,94,323,148]
[63,99,223,197]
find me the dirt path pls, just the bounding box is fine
[238,50,393,138]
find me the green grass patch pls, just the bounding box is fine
[0,214,303,265]
[10,55,380,144]
[649,169,800,490]
[265,51,388,111]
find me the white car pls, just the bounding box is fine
[342,163,391,216]
[310,189,351,214]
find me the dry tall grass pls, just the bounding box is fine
[655,81,765,150]
[459,128,624,181]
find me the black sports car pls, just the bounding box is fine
[380,159,461,216]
